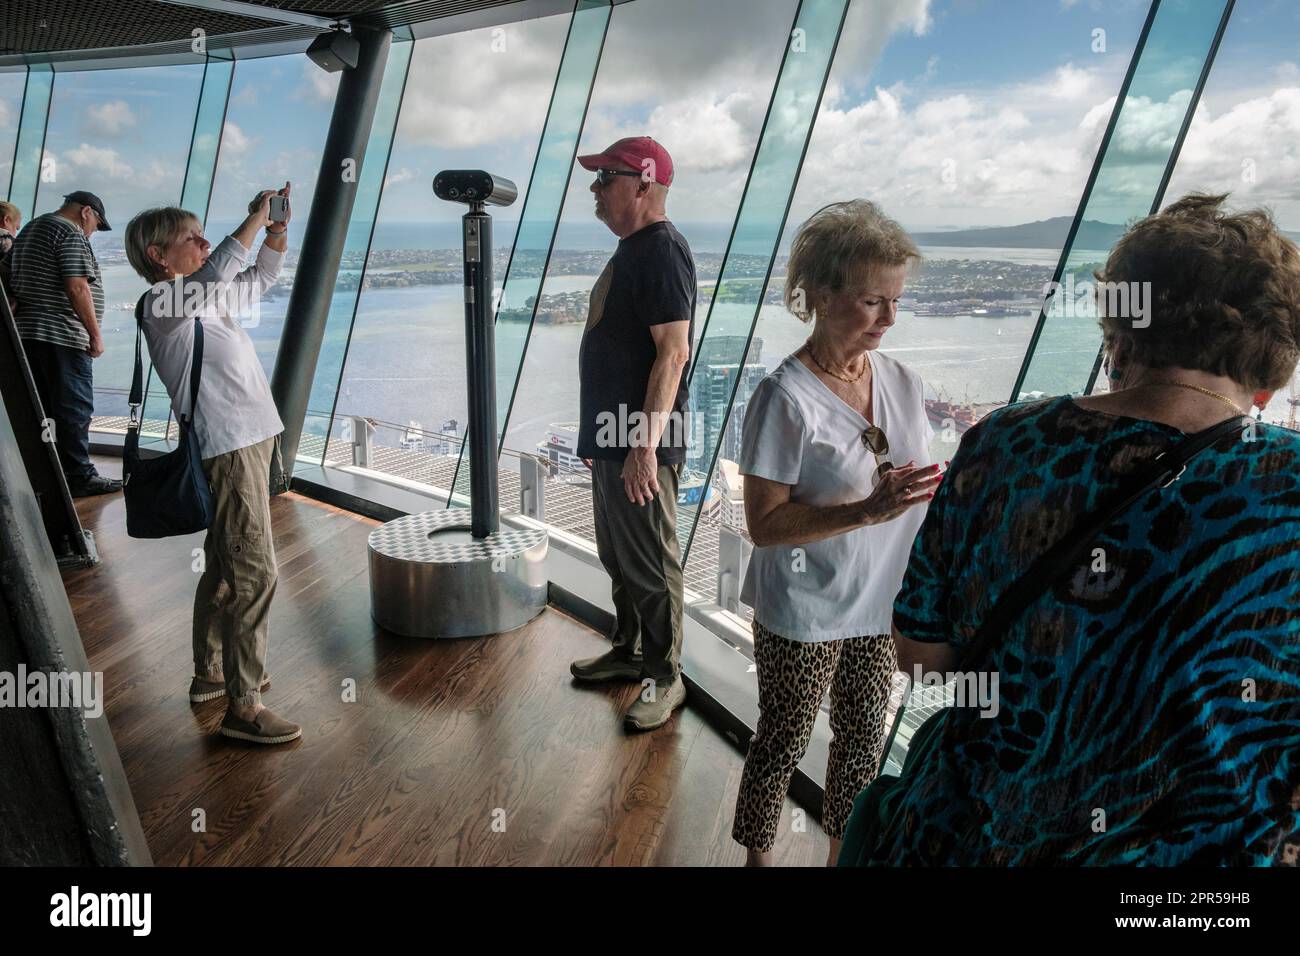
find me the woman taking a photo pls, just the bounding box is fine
[124,184,300,745]
[731,199,941,865]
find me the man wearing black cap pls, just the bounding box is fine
[10,190,120,496]
[568,136,696,733]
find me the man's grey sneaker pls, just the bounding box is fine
[219,707,302,745]
[69,475,123,497]
[623,677,686,732]
[570,649,643,683]
[189,674,272,703]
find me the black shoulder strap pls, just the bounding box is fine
[130,290,204,428]
[184,316,204,427]
[128,294,146,426]
[957,413,1252,672]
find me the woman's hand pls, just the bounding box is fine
[246,189,274,226]
[857,462,941,525]
[233,189,275,249]
[266,181,291,234]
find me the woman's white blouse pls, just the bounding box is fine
[141,236,285,460]
[738,350,935,641]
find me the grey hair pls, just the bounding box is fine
[784,199,920,323]
[125,207,201,283]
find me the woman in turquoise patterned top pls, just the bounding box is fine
[868,194,1300,865]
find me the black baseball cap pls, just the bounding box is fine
[63,191,110,230]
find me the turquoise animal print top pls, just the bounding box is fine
[884,396,1300,866]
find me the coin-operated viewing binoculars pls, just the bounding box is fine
[366,171,547,640]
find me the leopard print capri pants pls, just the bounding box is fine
[731,620,898,852]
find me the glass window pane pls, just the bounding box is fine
[31,64,205,423]
[1162,0,1300,428]
[698,0,1154,607]
[299,37,414,467]
[180,56,235,219]
[204,55,339,384]
[326,15,571,492]
[676,0,850,562]
[1016,0,1232,401]
[0,69,28,199]
[679,0,1157,772]
[502,0,798,536]
[140,55,236,439]
[447,0,611,508]
[6,65,54,225]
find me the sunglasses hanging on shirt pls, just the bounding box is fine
[861,424,895,483]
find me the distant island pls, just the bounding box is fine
[911,217,1126,250]
[912,215,1300,249]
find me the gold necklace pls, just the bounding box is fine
[1138,379,1246,416]
[804,339,868,384]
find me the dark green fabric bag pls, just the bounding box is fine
[837,413,1250,867]
[838,705,947,866]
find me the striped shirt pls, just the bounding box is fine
[11,212,103,350]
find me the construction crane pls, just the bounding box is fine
[1288,369,1300,431]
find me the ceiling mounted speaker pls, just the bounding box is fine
[306,29,359,72]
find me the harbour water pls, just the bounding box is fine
[82,225,1300,451]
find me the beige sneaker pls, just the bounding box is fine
[623,677,686,732]
[189,674,271,703]
[219,707,302,744]
[570,649,643,683]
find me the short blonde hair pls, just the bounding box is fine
[785,199,920,322]
[0,200,20,228]
[125,207,202,283]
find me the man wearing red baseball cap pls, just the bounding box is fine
[569,136,696,733]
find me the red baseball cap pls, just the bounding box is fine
[577,136,674,187]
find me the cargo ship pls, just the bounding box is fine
[924,398,979,433]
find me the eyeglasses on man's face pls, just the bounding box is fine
[593,167,643,187]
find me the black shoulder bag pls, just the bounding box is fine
[122,293,215,538]
[839,412,1252,865]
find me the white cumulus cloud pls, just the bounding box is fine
[83,100,138,137]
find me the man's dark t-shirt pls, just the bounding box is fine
[577,220,696,464]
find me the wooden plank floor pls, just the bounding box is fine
[63,455,828,866]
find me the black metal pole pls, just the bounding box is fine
[268,26,392,492]
[463,204,498,538]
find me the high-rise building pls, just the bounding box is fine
[688,335,767,471]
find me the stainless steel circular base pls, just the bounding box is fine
[368,510,548,639]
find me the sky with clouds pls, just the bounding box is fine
[26,64,204,226]
[2,0,1298,237]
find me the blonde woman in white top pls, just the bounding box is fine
[731,200,941,865]
[124,185,301,746]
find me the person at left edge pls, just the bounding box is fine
[10,190,120,496]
